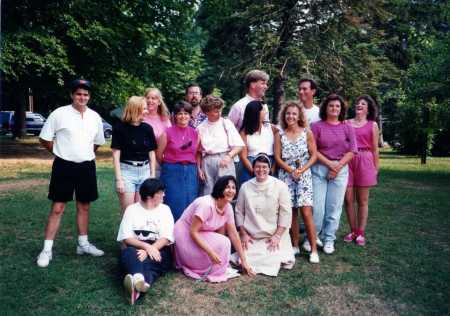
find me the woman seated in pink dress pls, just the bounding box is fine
[174,176,255,282]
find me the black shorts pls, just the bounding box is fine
[48,156,98,203]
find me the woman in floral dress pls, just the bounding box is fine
[274,101,319,263]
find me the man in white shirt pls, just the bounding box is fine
[298,78,320,125]
[36,79,106,268]
[228,69,269,131]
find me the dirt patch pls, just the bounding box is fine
[314,284,405,316]
[0,178,48,193]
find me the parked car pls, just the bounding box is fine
[0,111,46,136]
[102,118,112,138]
[0,111,14,135]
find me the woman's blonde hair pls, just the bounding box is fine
[144,87,170,119]
[278,100,307,129]
[200,95,224,113]
[122,96,146,124]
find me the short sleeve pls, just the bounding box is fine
[146,124,158,151]
[110,123,122,149]
[39,111,57,141]
[116,206,135,242]
[159,205,175,242]
[94,115,106,145]
[228,104,241,130]
[193,199,213,223]
[346,124,358,154]
[224,118,245,147]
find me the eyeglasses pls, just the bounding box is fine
[180,140,192,150]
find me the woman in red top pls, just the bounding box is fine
[157,101,199,221]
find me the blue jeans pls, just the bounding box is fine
[311,163,349,243]
[160,162,198,221]
[119,162,150,193]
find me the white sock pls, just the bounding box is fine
[43,240,53,252]
[78,235,89,247]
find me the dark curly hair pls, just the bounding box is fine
[353,95,378,121]
[319,93,347,122]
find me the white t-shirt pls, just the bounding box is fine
[197,117,244,154]
[303,105,320,125]
[117,202,174,243]
[228,94,256,131]
[39,105,105,162]
[245,123,274,156]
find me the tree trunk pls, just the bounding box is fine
[12,83,27,139]
[271,0,297,123]
[420,105,430,165]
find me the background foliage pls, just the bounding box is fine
[1,0,449,157]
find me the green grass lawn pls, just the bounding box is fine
[0,146,449,315]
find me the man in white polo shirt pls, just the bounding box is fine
[36,79,106,268]
[228,69,269,131]
[298,78,320,125]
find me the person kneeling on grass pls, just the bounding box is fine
[117,178,174,305]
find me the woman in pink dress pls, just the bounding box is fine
[344,95,379,246]
[174,176,254,282]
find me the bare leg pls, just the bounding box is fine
[134,191,141,203]
[118,192,136,214]
[290,207,300,248]
[344,187,357,232]
[300,206,317,252]
[356,187,370,233]
[76,201,90,235]
[44,202,66,240]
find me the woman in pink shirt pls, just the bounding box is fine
[344,95,379,246]
[143,87,171,178]
[157,101,199,221]
[311,94,357,255]
[143,87,171,139]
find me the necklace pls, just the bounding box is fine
[215,201,225,215]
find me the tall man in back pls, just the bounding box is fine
[228,69,269,131]
[298,78,320,125]
[37,79,106,268]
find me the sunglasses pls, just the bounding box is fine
[133,230,156,237]
[180,140,192,150]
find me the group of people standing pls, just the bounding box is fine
[35,71,379,305]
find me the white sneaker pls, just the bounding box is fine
[309,251,320,264]
[323,242,335,254]
[316,238,323,248]
[37,250,52,267]
[133,274,150,293]
[124,274,139,305]
[302,240,311,252]
[225,267,240,279]
[76,243,104,256]
[292,246,300,256]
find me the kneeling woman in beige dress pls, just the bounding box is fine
[232,153,295,276]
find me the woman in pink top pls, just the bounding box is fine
[174,176,255,282]
[144,87,171,178]
[157,101,199,221]
[344,95,379,246]
[311,94,357,255]
[143,87,171,139]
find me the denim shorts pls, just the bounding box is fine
[119,162,150,193]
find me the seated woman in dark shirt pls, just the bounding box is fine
[112,96,157,212]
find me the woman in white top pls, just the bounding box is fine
[238,100,276,184]
[117,178,174,305]
[232,153,295,276]
[197,95,244,196]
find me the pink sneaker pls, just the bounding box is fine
[355,235,366,246]
[343,232,356,243]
